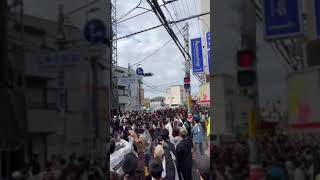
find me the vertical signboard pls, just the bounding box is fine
[263,0,303,40]
[190,37,204,74]
[206,32,211,73]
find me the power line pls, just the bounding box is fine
[176,0,187,18]
[115,0,178,24]
[162,2,186,41]
[142,80,166,93]
[131,39,173,66]
[66,0,101,16]
[193,0,202,35]
[183,0,195,35]
[150,80,181,87]
[184,0,191,17]
[116,0,143,22]
[146,0,188,61]
[147,0,204,84]
[113,12,209,41]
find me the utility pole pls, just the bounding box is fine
[0,0,8,85]
[183,23,192,117]
[56,4,68,156]
[128,63,131,112]
[0,0,9,178]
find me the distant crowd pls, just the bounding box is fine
[212,133,320,180]
[9,153,107,180]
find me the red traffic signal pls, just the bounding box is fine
[237,50,254,67]
[184,77,190,84]
[237,50,256,87]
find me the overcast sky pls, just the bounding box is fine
[116,0,205,99]
[23,0,205,99]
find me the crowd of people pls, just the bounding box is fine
[109,108,210,180]
[212,132,320,180]
[9,153,107,180]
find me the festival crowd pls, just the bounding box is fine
[212,132,320,180]
[109,108,210,180]
[8,153,107,180]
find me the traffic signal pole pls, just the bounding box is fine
[240,0,262,179]
[183,23,192,117]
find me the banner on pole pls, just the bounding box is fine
[190,37,204,74]
[206,32,211,73]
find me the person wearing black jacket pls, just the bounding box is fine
[176,128,193,180]
[159,129,176,156]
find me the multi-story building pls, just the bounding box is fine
[7,10,111,167]
[165,85,186,107]
[150,97,165,110]
[113,66,143,112]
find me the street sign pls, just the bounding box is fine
[84,19,106,44]
[35,52,81,72]
[263,0,303,40]
[206,32,211,73]
[120,77,137,85]
[136,67,144,76]
[315,0,320,38]
[190,37,204,74]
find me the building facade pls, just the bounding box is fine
[113,65,143,113]
[7,11,111,167]
[165,85,186,107]
[150,97,165,110]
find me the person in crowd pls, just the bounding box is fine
[159,129,176,156]
[171,128,182,148]
[149,159,163,180]
[176,128,193,180]
[110,130,138,177]
[192,118,204,156]
[122,137,146,180]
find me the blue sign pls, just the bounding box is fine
[190,37,204,74]
[84,19,106,44]
[206,32,211,73]
[315,0,320,38]
[136,67,144,76]
[263,0,303,40]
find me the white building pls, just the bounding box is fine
[165,85,186,107]
[113,66,143,112]
[150,97,165,110]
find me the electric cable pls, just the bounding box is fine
[131,39,173,66]
[113,12,209,41]
[116,0,143,22]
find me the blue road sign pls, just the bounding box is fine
[315,0,320,38]
[84,19,106,44]
[206,32,211,73]
[136,67,144,76]
[263,0,303,40]
[190,37,204,74]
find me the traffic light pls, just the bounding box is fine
[143,73,154,77]
[237,50,256,96]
